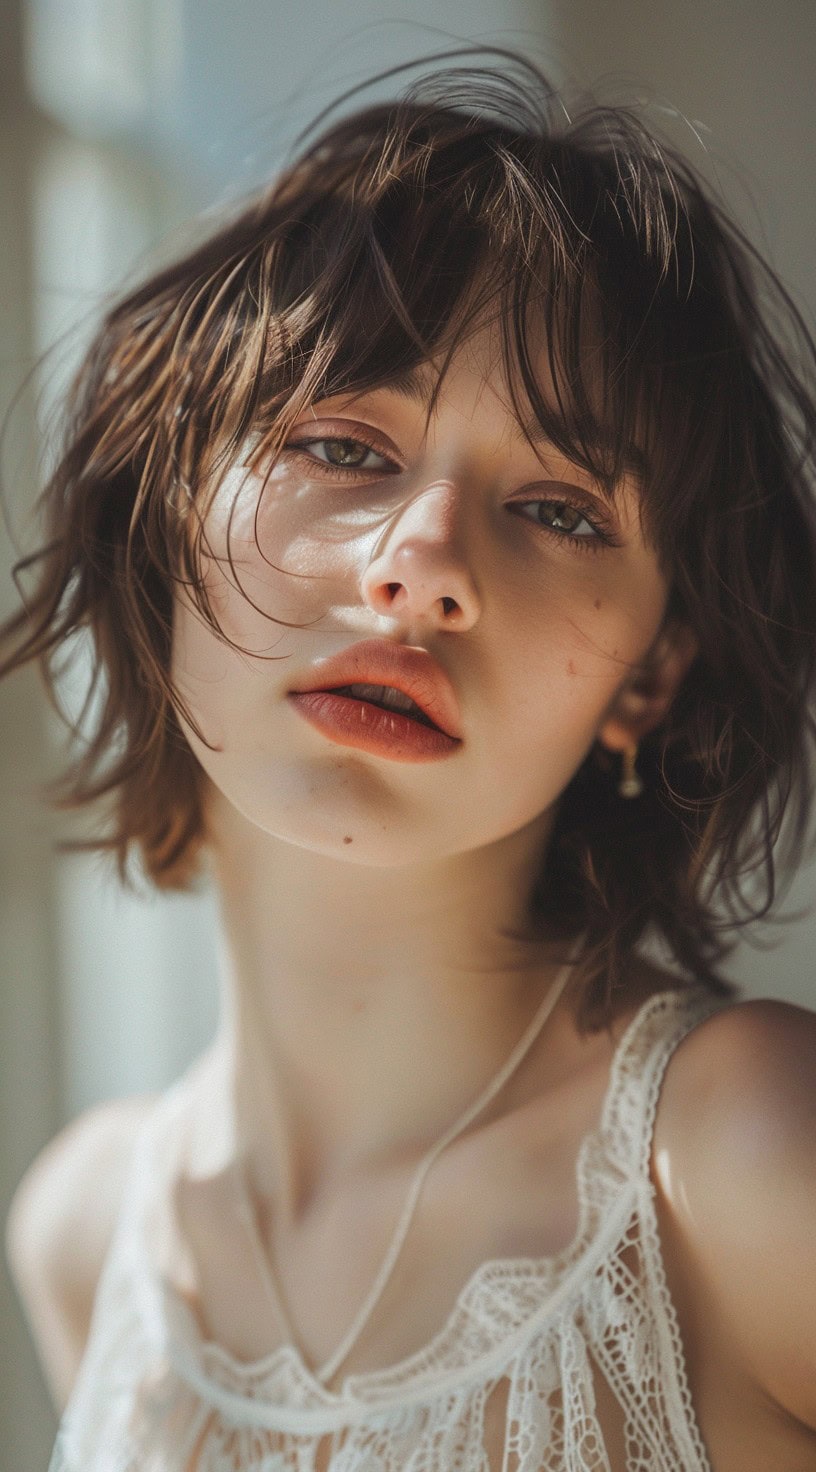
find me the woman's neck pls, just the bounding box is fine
[203,786,578,1223]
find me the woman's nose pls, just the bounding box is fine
[360,481,481,630]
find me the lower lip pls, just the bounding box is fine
[288,692,461,762]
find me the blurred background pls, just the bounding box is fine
[0,0,814,1465]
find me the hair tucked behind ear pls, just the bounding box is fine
[2,49,816,1028]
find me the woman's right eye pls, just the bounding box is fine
[285,436,396,475]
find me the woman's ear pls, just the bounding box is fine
[597,619,699,754]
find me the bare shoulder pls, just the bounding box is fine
[652,994,816,1441]
[5,1092,158,1414]
[654,992,816,1155]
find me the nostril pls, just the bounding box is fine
[441,597,458,616]
[386,583,402,600]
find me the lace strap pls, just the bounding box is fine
[637,989,730,1180]
[599,986,730,1181]
[59,1080,187,1421]
[127,1068,200,1206]
[91,1061,207,1306]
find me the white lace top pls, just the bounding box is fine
[48,984,729,1472]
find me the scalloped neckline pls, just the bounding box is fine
[149,984,709,1409]
[159,1132,637,1409]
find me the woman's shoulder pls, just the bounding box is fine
[642,972,816,1221]
[651,989,816,1439]
[5,1090,159,1413]
[652,987,816,1139]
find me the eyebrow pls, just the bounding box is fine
[378,364,439,405]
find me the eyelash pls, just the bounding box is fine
[282,434,618,552]
[509,500,617,553]
[284,432,396,479]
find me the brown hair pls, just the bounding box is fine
[4,54,816,1027]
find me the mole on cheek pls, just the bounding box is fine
[343,835,353,844]
[593,599,602,610]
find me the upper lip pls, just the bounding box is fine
[289,639,463,739]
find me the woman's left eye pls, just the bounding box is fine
[286,437,394,474]
[512,498,603,542]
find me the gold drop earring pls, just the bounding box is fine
[618,744,644,798]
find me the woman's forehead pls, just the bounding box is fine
[320,316,543,426]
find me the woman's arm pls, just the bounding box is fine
[4,1093,156,1414]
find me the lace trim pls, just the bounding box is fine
[629,991,724,1472]
[158,1185,637,1425]
[133,985,723,1422]
[48,984,727,1471]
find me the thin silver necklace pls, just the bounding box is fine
[233,953,578,1387]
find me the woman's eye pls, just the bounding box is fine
[515,498,600,539]
[287,437,394,473]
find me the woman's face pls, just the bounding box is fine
[171,327,671,865]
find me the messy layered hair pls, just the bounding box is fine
[3,54,816,1027]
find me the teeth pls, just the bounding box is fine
[348,683,416,714]
[338,683,434,726]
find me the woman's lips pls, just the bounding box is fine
[288,639,462,738]
[288,690,460,762]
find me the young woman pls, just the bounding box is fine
[4,54,816,1472]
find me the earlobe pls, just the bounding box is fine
[597,620,699,754]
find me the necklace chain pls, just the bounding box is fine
[233,953,578,1386]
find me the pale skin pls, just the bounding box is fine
[170,326,690,1213]
[6,328,816,1470]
